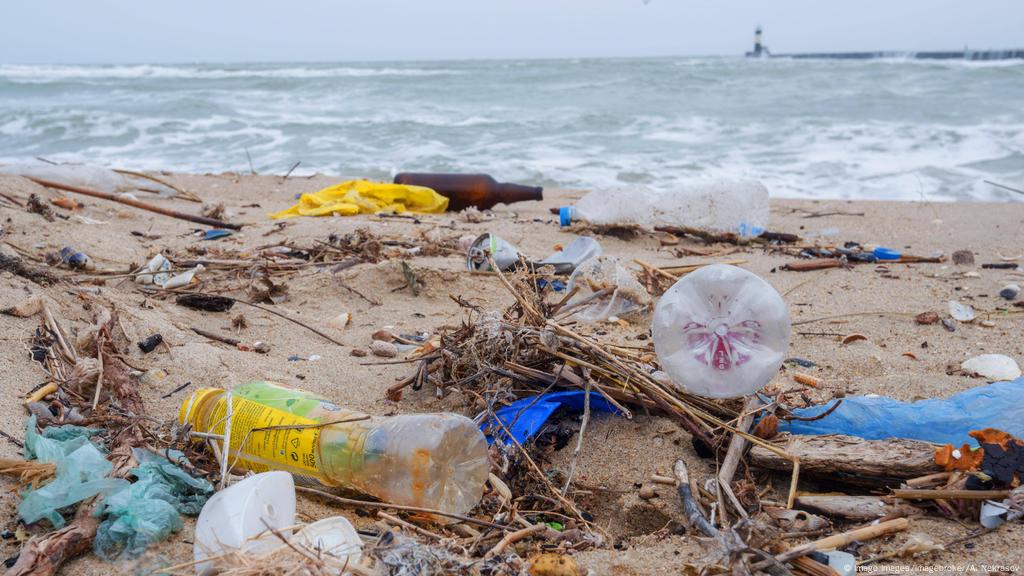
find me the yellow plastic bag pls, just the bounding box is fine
[269,180,448,220]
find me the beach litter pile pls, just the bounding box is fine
[0,166,1022,575]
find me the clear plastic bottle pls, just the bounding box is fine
[559,179,769,237]
[652,265,790,398]
[179,381,489,515]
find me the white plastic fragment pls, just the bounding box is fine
[948,300,976,322]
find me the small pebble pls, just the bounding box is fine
[914,311,939,325]
[350,348,368,357]
[372,329,395,342]
[999,284,1020,301]
[370,340,398,358]
[941,318,957,332]
[638,485,659,500]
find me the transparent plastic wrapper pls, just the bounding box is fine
[652,264,790,399]
[565,256,650,322]
[0,162,177,197]
[179,381,490,516]
[560,179,769,236]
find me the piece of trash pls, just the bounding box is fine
[653,264,790,399]
[291,516,363,572]
[308,354,321,362]
[466,233,521,272]
[952,250,975,266]
[194,471,296,576]
[999,284,1021,301]
[327,312,352,330]
[785,357,817,368]
[841,333,868,345]
[537,278,567,292]
[535,236,602,274]
[268,180,449,219]
[175,293,235,312]
[50,196,82,211]
[58,246,92,270]
[94,448,213,560]
[942,318,957,332]
[824,551,856,576]
[915,311,940,325]
[980,487,1024,529]
[961,354,1022,381]
[873,246,901,261]
[18,415,127,528]
[393,172,543,211]
[558,179,769,237]
[135,254,172,286]
[137,334,163,353]
[199,229,232,241]
[982,263,1020,270]
[180,381,489,515]
[948,300,976,322]
[481,390,621,445]
[898,533,944,558]
[564,256,650,323]
[778,378,1024,445]
[371,340,399,358]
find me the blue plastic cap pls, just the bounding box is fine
[874,247,901,261]
[559,206,574,227]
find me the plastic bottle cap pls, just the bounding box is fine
[178,388,223,429]
[559,206,574,227]
[873,247,901,261]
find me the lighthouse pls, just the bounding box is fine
[746,26,770,58]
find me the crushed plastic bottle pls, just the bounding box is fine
[559,179,769,237]
[652,264,790,398]
[179,381,489,516]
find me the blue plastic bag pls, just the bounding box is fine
[778,378,1024,446]
[482,390,621,445]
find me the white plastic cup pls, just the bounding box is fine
[652,264,790,399]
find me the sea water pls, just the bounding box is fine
[1,57,1022,201]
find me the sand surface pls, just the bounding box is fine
[1,172,1023,574]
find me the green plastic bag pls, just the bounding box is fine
[93,448,213,560]
[18,416,128,528]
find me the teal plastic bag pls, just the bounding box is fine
[18,416,128,528]
[93,448,213,560]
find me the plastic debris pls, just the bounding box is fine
[292,516,363,572]
[327,312,352,330]
[961,354,1022,381]
[180,381,489,515]
[269,180,449,219]
[535,236,602,274]
[18,416,128,528]
[873,246,901,261]
[194,472,296,575]
[94,448,213,560]
[482,390,621,445]
[467,233,601,274]
[948,300,976,322]
[980,487,1024,529]
[134,253,204,289]
[653,264,790,399]
[199,229,232,241]
[564,256,650,323]
[778,378,1024,445]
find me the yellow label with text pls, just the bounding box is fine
[207,395,321,475]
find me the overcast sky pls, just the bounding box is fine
[3,0,1022,63]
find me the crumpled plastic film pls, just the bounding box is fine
[94,448,213,560]
[18,415,128,528]
[269,180,449,219]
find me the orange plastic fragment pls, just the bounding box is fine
[51,197,81,210]
[934,443,983,471]
[969,428,1015,449]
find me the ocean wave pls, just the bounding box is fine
[0,64,461,82]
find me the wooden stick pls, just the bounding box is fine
[751,517,910,572]
[27,177,241,230]
[191,326,241,346]
[484,523,546,559]
[891,489,1010,501]
[295,486,509,531]
[377,511,444,540]
[717,395,762,519]
[782,259,843,272]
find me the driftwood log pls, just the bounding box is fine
[749,434,941,484]
[795,495,918,521]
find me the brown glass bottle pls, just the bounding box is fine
[393,173,543,211]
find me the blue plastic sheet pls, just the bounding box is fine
[482,390,621,445]
[778,378,1024,446]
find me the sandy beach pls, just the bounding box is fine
[1,172,1023,574]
